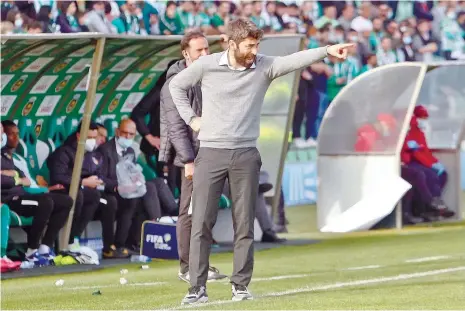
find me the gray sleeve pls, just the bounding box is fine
[168,59,204,125]
[266,47,328,80]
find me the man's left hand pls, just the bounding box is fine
[326,43,355,60]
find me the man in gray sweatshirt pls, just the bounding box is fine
[169,18,352,305]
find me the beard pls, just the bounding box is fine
[233,49,256,68]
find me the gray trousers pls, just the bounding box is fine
[189,147,261,287]
[177,168,193,274]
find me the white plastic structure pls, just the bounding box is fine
[317,62,465,232]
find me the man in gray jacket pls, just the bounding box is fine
[159,31,227,284]
[170,18,352,305]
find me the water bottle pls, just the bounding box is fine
[20,261,35,269]
[130,255,151,263]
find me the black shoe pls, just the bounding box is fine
[181,286,208,305]
[258,183,273,194]
[261,231,286,243]
[403,214,423,225]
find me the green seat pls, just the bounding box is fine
[104,119,118,139]
[63,117,79,137]
[219,195,231,209]
[46,117,66,151]
[17,118,40,177]
[23,187,48,194]
[137,154,157,181]
[9,210,33,227]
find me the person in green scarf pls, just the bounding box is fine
[359,53,378,75]
[112,0,141,35]
[192,1,211,33]
[326,54,348,103]
[178,1,195,30]
[159,1,185,35]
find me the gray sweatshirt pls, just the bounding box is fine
[169,47,328,149]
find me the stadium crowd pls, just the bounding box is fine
[2,0,464,146]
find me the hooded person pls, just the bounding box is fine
[402,105,454,218]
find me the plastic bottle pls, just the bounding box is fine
[130,255,151,263]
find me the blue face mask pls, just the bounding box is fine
[117,136,133,150]
[403,36,412,45]
[1,133,7,148]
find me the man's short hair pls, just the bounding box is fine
[1,120,16,129]
[180,30,206,51]
[96,122,105,129]
[227,18,264,45]
[28,21,43,31]
[76,120,99,133]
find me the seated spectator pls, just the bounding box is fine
[6,9,28,33]
[1,122,72,265]
[398,28,416,62]
[26,21,43,34]
[354,113,397,152]
[192,1,212,34]
[412,19,439,62]
[403,106,450,204]
[360,53,377,74]
[159,1,184,35]
[0,21,14,34]
[56,1,83,33]
[36,5,54,33]
[440,4,465,60]
[96,123,108,147]
[47,121,125,258]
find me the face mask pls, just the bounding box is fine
[85,138,96,152]
[15,19,23,28]
[96,9,105,16]
[447,12,457,19]
[417,119,427,129]
[403,36,412,45]
[117,136,133,150]
[387,11,393,19]
[1,133,7,148]
[137,13,143,20]
[350,35,358,42]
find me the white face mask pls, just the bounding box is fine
[447,11,457,20]
[417,119,427,129]
[15,19,23,28]
[85,138,97,152]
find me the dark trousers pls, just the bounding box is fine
[71,188,117,251]
[114,195,138,248]
[149,178,178,215]
[409,162,447,197]
[292,79,319,140]
[177,168,193,274]
[189,147,261,287]
[7,193,72,249]
[401,165,434,215]
[142,181,162,220]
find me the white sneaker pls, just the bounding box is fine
[181,286,208,305]
[293,138,307,149]
[305,138,317,148]
[207,266,228,282]
[178,270,190,283]
[232,283,253,301]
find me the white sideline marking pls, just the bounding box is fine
[168,266,465,310]
[405,256,451,263]
[63,281,166,290]
[344,265,383,271]
[252,274,312,282]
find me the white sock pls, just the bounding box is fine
[38,244,51,255]
[26,248,38,257]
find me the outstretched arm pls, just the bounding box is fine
[267,43,354,80]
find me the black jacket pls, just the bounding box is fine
[47,135,102,190]
[159,60,202,167]
[130,59,180,157]
[1,148,26,201]
[97,138,136,193]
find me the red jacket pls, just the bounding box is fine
[403,116,438,167]
[354,123,396,152]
